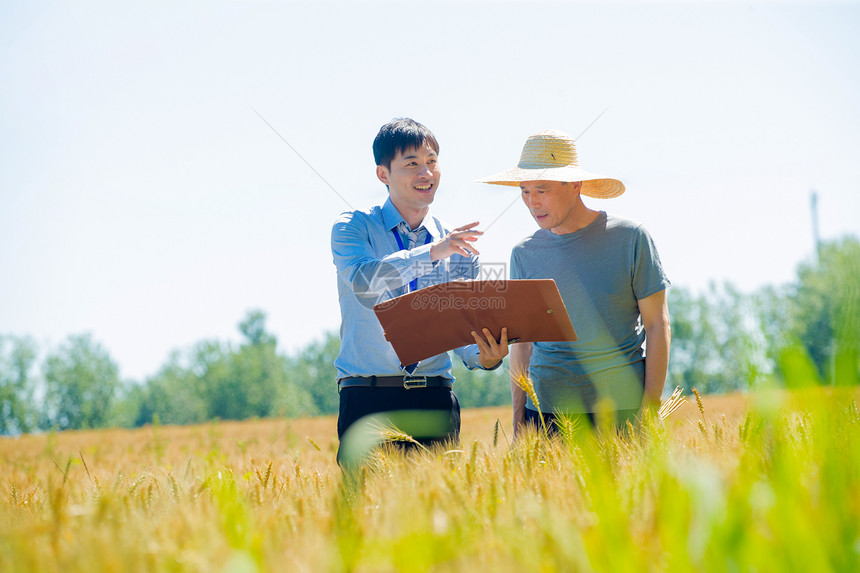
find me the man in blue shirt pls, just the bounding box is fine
[331,118,508,462]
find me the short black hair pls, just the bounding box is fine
[372,118,439,169]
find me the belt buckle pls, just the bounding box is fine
[403,376,428,389]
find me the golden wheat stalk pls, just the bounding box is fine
[658,386,686,420]
[368,421,430,452]
[510,368,548,439]
[692,388,706,424]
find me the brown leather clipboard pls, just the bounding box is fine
[373,279,577,366]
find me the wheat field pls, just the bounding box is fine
[1,389,858,572]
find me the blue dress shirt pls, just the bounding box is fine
[331,198,485,380]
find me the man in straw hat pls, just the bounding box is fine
[331,118,508,464]
[478,129,671,435]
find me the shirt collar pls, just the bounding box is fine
[381,197,439,239]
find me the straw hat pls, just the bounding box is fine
[477,129,624,199]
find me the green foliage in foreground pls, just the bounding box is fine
[1,389,858,572]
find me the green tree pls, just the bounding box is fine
[187,339,244,420]
[667,284,771,394]
[0,335,39,435]
[451,359,511,409]
[709,283,771,389]
[118,310,318,426]
[239,310,275,346]
[128,350,208,426]
[289,331,341,415]
[752,284,792,367]
[233,310,317,419]
[42,333,121,430]
[788,236,860,385]
[667,286,718,393]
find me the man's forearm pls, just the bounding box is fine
[643,324,670,406]
[638,290,671,409]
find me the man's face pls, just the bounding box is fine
[520,180,581,232]
[376,143,440,213]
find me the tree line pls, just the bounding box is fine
[1,236,858,435]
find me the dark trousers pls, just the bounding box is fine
[337,386,460,465]
[525,407,639,436]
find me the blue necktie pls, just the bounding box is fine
[398,222,424,375]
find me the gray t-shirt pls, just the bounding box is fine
[510,211,670,412]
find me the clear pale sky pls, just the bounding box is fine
[2,1,859,381]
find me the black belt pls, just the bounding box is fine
[338,376,453,390]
